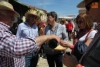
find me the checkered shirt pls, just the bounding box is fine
[0,22,39,67]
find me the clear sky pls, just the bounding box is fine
[18,0,82,17]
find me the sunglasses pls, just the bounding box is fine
[76,20,84,24]
[85,0,99,11]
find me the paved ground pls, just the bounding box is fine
[37,40,72,67]
[37,57,66,67]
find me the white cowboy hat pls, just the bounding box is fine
[0,1,20,17]
[25,9,40,19]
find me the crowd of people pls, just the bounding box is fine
[0,1,60,67]
[0,0,100,67]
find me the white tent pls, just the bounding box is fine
[58,16,75,20]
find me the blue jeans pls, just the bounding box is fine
[46,53,63,67]
[25,53,39,67]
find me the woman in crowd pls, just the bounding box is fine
[44,11,68,67]
[61,13,97,61]
[60,19,66,28]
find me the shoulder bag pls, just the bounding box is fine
[73,30,92,60]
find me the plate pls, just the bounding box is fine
[54,45,67,51]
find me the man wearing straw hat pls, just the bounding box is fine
[0,1,60,67]
[15,9,40,67]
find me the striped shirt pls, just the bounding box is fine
[0,22,39,67]
[14,22,39,67]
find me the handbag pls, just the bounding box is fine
[73,30,92,61]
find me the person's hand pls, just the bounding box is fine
[62,53,78,67]
[60,40,72,47]
[70,32,76,39]
[60,40,68,47]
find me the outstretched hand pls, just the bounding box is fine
[60,40,68,47]
[60,40,73,48]
[62,53,78,67]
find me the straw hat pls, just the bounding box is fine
[25,9,40,19]
[0,1,20,17]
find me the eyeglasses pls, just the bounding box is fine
[76,20,84,24]
[85,0,99,11]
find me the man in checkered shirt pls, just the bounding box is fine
[0,1,61,67]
